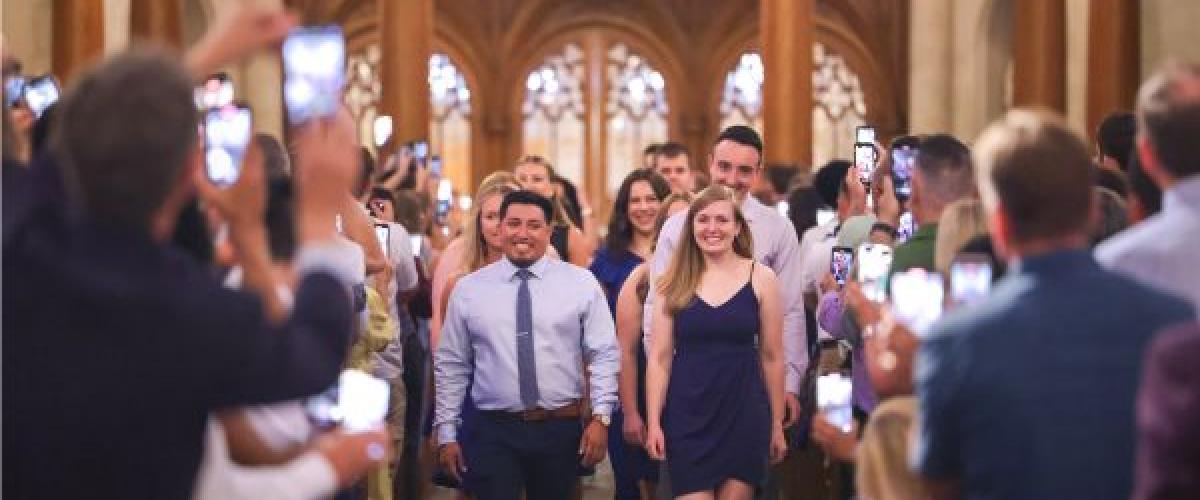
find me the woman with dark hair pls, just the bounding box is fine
[589,169,669,499]
[590,169,671,309]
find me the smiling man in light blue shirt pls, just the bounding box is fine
[434,190,618,499]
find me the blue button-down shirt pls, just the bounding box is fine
[1096,174,1200,314]
[434,255,619,444]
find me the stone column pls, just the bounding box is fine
[1012,0,1066,111]
[1086,0,1139,135]
[52,0,106,83]
[760,0,814,166]
[378,0,433,145]
[909,0,954,134]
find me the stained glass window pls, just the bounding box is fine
[521,43,587,186]
[343,44,382,151]
[605,43,669,196]
[718,44,868,168]
[429,53,472,193]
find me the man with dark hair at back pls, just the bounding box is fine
[889,134,976,275]
[643,143,662,170]
[1125,152,1163,223]
[1096,62,1200,313]
[753,163,799,206]
[1095,111,1137,171]
[656,141,695,194]
[915,109,1194,500]
[646,125,809,428]
[434,190,618,498]
[3,49,369,499]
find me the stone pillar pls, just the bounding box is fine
[760,0,814,166]
[378,0,432,145]
[909,0,954,134]
[52,0,106,83]
[130,0,182,50]
[1086,0,1139,135]
[1012,0,1066,111]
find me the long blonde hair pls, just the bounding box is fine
[657,186,754,314]
[462,172,519,274]
[515,155,575,229]
[933,198,988,274]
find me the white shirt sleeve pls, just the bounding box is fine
[192,419,337,500]
[388,223,419,292]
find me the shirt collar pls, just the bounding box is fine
[500,254,551,281]
[1011,248,1094,276]
[1164,174,1200,213]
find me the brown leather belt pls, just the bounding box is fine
[481,400,583,422]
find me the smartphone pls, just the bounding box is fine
[830,246,855,287]
[5,75,25,107]
[195,72,233,110]
[891,143,918,201]
[897,211,916,243]
[436,178,453,222]
[429,155,443,176]
[458,194,473,213]
[855,126,876,144]
[409,235,423,257]
[890,268,945,336]
[283,26,345,124]
[373,115,393,148]
[816,208,836,227]
[775,200,789,218]
[23,75,60,118]
[857,243,894,303]
[374,223,390,259]
[203,105,252,188]
[854,142,875,185]
[305,369,391,433]
[816,373,854,433]
[412,140,429,160]
[950,253,993,307]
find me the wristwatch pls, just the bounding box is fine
[593,413,611,427]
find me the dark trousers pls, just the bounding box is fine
[467,414,583,500]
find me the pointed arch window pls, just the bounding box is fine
[605,43,668,195]
[521,43,587,186]
[429,53,472,192]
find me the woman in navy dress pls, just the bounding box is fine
[589,169,670,499]
[645,186,787,499]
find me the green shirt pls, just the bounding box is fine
[889,223,938,275]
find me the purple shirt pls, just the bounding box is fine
[1134,322,1200,500]
[816,291,877,413]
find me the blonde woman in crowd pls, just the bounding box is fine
[512,155,593,266]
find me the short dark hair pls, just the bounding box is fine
[393,189,423,233]
[915,134,976,206]
[1093,165,1129,198]
[658,141,689,160]
[1096,111,1136,170]
[1127,152,1162,216]
[714,125,763,158]
[813,160,852,208]
[786,185,824,238]
[974,110,1093,242]
[500,190,555,223]
[368,187,395,207]
[255,133,290,181]
[764,164,799,196]
[52,48,197,230]
[643,143,662,156]
[265,179,296,260]
[1136,61,1200,179]
[606,169,671,255]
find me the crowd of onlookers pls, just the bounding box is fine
[4,3,1199,500]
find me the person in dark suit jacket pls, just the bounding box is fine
[2,42,371,499]
[1133,322,1200,500]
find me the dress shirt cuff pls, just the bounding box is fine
[287,451,339,498]
[591,403,615,420]
[294,240,361,292]
[437,423,458,445]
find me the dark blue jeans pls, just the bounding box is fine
[467,414,583,500]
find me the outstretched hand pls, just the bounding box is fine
[186,3,298,81]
